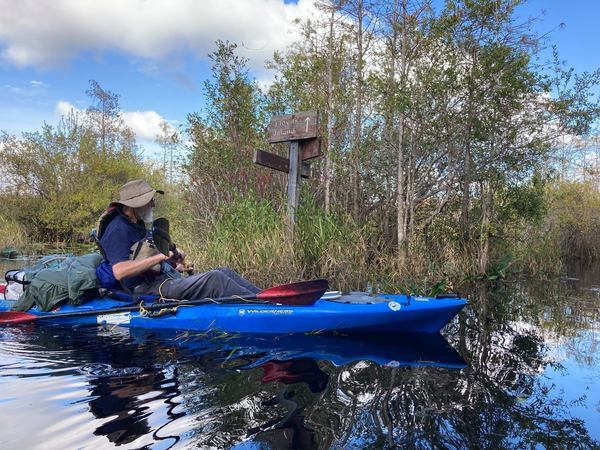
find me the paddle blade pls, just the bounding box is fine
[257,279,329,306]
[152,217,171,256]
[0,311,39,324]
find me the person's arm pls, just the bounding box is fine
[112,252,170,281]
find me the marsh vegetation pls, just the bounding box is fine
[1,0,599,292]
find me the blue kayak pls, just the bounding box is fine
[0,292,467,334]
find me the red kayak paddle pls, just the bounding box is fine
[0,278,329,325]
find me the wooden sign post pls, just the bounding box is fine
[254,111,321,240]
[287,140,301,236]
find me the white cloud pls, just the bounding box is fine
[122,110,174,141]
[55,100,173,142]
[30,80,46,88]
[56,100,79,117]
[0,0,317,71]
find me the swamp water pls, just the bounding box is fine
[0,258,598,449]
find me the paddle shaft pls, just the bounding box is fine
[0,279,328,324]
[22,295,266,322]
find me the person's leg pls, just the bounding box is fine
[133,275,169,296]
[160,269,255,300]
[214,267,261,294]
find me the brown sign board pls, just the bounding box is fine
[254,149,311,179]
[300,137,321,161]
[267,111,319,143]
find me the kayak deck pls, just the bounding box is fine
[0,292,467,334]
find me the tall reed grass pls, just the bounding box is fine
[171,197,300,289]
[171,195,474,293]
[0,215,30,252]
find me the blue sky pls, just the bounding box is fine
[0,0,598,157]
[522,0,600,71]
[0,0,316,157]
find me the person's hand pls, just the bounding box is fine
[164,244,190,273]
[168,243,185,263]
[174,249,186,263]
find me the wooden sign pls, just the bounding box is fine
[300,137,321,160]
[268,111,319,143]
[253,149,311,179]
[255,110,321,242]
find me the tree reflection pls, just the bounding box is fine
[296,281,599,449]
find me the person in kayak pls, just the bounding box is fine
[99,179,261,300]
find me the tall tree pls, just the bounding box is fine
[185,41,269,223]
[267,6,354,213]
[85,80,129,152]
[155,120,180,183]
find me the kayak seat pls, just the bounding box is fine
[90,229,107,260]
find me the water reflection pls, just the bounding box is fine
[0,272,598,448]
[0,326,186,448]
[86,367,183,447]
[245,388,317,449]
[440,280,600,449]
[238,359,327,448]
[131,330,468,370]
[0,325,465,448]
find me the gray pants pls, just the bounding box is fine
[134,267,261,300]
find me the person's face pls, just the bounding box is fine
[135,198,155,223]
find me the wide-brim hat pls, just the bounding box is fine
[114,179,164,208]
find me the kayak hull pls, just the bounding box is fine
[0,293,467,334]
